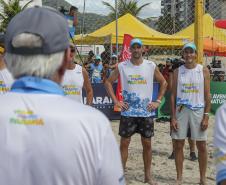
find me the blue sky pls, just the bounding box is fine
[66,0,161,18]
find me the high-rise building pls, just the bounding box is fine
[160,0,226,30]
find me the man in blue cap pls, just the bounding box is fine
[105,38,167,185]
[90,55,103,83]
[0,6,124,185]
[170,42,211,185]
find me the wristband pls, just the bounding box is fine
[156,99,161,104]
[204,112,209,115]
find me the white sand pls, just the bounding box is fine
[111,116,215,185]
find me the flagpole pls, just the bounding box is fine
[115,0,118,61]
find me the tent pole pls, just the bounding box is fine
[195,0,204,65]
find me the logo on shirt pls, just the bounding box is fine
[0,80,10,93]
[127,75,147,85]
[10,109,44,126]
[63,85,81,95]
[181,83,199,93]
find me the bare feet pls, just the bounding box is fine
[144,178,158,185]
[175,179,182,185]
[199,179,207,185]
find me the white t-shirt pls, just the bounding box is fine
[0,92,124,185]
[62,64,84,103]
[214,103,226,184]
[118,59,156,117]
[0,68,14,94]
[176,64,204,110]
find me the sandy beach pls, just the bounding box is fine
[111,115,216,185]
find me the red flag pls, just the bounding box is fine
[114,34,133,112]
[215,19,226,29]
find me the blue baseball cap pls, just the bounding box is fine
[182,42,197,51]
[111,54,117,58]
[130,38,143,47]
[95,55,101,61]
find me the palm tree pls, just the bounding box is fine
[102,0,150,20]
[0,0,33,32]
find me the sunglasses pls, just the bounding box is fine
[70,48,75,53]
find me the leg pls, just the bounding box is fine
[118,116,136,170]
[174,139,185,184]
[196,141,207,185]
[188,138,197,161]
[120,137,131,170]
[141,136,157,185]
[188,138,195,152]
[169,139,175,159]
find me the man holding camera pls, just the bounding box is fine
[65,6,78,37]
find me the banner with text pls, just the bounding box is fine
[83,82,159,120]
[210,81,226,114]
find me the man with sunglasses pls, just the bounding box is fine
[170,43,211,185]
[62,44,93,105]
[105,38,167,185]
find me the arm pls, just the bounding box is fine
[73,12,78,26]
[201,67,211,131]
[168,72,173,92]
[147,67,167,111]
[82,67,93,105]
[170,69,179,131]
[154,67,168,101]
[104,67,128,110]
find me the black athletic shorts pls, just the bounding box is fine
[119,116,154,138]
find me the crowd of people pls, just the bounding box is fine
[0,5,226,185]
[83,46,118,84]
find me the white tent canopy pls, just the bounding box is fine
[19,0,42,7]
[63,0,77,7]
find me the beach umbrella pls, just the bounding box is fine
[215,19,226,29]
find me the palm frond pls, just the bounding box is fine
[21,0,33,10]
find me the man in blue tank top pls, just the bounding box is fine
[170,43,211,185]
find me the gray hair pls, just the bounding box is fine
[4,33,65,79]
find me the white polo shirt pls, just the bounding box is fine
[0,76,124,185]
[214,103,226,185]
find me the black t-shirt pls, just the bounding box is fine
[169,60,184,72]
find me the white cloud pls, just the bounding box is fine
[72,0,161,18]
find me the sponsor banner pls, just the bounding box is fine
[83,82,159,120]
[210,81,226,114]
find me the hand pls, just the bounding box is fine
[200,115,209,131]
[147,101,160,111]
[171,118,179,131]
[114,101,129,111]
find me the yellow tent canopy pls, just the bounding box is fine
[174,14,226,44]
[75,13,188,46]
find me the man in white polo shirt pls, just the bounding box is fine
[0,6,124,185]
